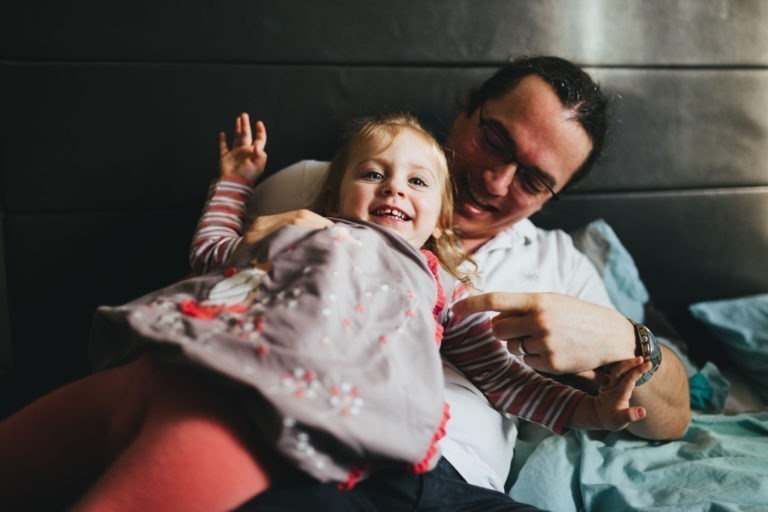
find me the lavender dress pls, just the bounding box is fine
[90,219,447,484]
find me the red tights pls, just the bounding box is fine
[0,355,271,511]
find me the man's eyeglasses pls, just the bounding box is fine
[473,103,559,201]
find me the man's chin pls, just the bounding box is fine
[454,211,488,237]
[455,207,517,241]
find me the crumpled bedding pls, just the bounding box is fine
[508,411,768,511]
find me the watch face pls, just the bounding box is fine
[635,324,662,386]
[637,325,652,356]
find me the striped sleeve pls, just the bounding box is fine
[440,284,587,434]
[189,177,254,274]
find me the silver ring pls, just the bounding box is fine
[519,339,529,356]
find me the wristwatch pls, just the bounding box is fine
[630,320,662,385]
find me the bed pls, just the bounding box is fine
[2,1,768,509]
[507,219,768,511]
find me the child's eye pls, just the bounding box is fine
[361,170,384,180]
[409,177,428,187]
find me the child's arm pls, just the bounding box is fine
[189,178,254,274]
[442,294,647,434]
[189,114,267,274]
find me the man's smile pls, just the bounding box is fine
[456,171,498,214]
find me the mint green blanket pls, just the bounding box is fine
[508,412,768,511]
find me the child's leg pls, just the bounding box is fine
[72,355,272,512]
[0,359,148,509]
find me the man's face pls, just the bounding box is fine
[444,75,593,252]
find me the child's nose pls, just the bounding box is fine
[382,180,407,197]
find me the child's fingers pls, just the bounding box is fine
[609,356,646,382]
[218,132,229,155]
[253,121,267,153]
[599,361,651,405]
[627,405,647,423]
[611,405,647,428]
[233,114,249,147]
[629,361,653,382]
[611,361,653,397]
[241,113,252,146]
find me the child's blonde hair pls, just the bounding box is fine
[313,112,472,283]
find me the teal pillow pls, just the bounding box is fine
[689,294,768,403]
[570,218,649,322]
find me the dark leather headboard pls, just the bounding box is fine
[2,1,767,414]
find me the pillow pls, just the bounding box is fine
[570,218,649,322]
[689,294,768,403]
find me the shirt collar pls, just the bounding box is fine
[474,218,536,253]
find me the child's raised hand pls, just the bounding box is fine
[589,356,651,431]
[219,113,268,184]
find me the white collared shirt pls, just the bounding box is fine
[439,218,612,491]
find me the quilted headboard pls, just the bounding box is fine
[2,0,767,415]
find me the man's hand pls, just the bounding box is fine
[452,292,636,374]
[453,291,691,440]
[219,113,268,184]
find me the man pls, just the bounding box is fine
[431,57,689,496]
[232,56,690,510]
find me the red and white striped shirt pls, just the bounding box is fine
[189,177,254,274]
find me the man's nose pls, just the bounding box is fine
[482,163,518,196]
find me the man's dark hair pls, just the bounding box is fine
[465,55,608,188]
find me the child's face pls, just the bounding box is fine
[337,130,444,249]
